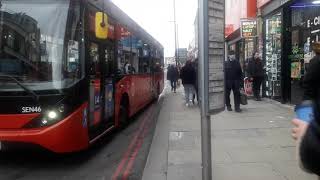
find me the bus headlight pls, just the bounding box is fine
[48,111,58,119]
[24,105,66,129]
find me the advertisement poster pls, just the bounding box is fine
[291,62,301,79]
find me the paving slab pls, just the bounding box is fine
[167,164,201,180]
[143,86,317,180]
[213,163,287,180]
[271,161,318,180]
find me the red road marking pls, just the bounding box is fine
[122,116,151,180]
[112,106,154,180]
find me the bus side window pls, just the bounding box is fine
[130,35,139,74]
[89,42,100,77]
[139,42,150,74]
[118,26,137,75]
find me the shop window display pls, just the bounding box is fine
[265,12,282,98]
[290,5,320,104]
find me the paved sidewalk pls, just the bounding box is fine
[142,85,318,180]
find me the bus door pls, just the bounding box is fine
[88,42,103,128]
[102,44,115,126]
[88,42,115,137]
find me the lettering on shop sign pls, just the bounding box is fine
[307,16,320,29]
[240,19,257,38]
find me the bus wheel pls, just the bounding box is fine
[156,84,160,98]
[119,98,129,126]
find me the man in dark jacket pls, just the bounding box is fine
[292,42,320,175]
[167,64,179,92]
[225,51,243,112]
[192,58,199,104]
[180,60,196,106]
[171,65,179,93]
[247,52,264,101]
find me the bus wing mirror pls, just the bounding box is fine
[95,12,108,39]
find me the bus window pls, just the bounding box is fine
[89,43,100,77]
[130,35,140,74]
[66,40,80,76]
[138,42,150,74]
[117,25,136,74]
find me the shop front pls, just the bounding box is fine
[260,0,320,104]
[226,20,258,77]
[264,11,283,100]
[290,0,320,104]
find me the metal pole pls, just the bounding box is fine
[201,115,212,180]
[173,0,178,66]
[176,24,179,65]
[199,0,212,179]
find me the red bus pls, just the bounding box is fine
[0,0,164,153]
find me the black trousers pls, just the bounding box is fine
[225,80,240,109]
[252,77,263,99]
[193,85,198,102]
[170,80,177,91]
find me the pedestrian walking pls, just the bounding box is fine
[167,64,179,93]
[225,51,243,113]
[292,42,320,176]
[247,52,264,101]
[192,58,199,104]
[171,65,179,93]
[180,60,196,106]
[167,64,172,86]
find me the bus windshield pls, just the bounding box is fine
[0,0,81,92]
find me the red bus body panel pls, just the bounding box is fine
[114,73,164,127]
[0,114,39,129]
[0,103,89,153]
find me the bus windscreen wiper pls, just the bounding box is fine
[0,74,40,103]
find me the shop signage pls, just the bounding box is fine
[307,16,320,30]
[240,19,257,38]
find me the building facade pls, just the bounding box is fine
[225,0,257,76]
[224,0,319,104]
[176,48,188,65]
[258,0,320,104]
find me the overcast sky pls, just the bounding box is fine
[111,0,198,57]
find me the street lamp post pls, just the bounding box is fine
[173,0,178,66]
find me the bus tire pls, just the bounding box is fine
[157,83,161,97]
[154,83,160,100]
[119,96,129,126]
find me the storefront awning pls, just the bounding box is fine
[226,28,241,45]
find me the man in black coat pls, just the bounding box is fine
[225,51,243,112]
[167,64,179,92]
[247,52,264,101]
[180,61,196,106]
[292,42,320,175]
[192,58,199,104]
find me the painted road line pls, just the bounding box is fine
[112,105,154,180]
[121,108,154,180]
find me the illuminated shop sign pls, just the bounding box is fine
[240,19,257,38]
